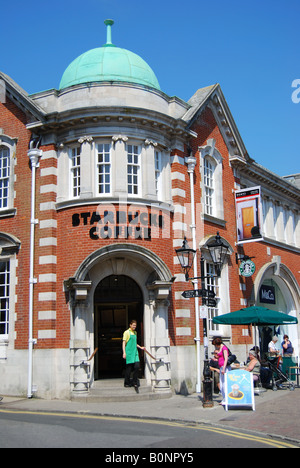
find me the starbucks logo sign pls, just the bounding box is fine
[239,259,256,277]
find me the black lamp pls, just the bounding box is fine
[207,232,229,277]
[175,237,196,281]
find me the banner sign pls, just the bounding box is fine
[235,186,263,244]
[225,369,255,411]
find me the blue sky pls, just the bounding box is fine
[2,0,299,177]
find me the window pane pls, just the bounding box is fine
[70,146,81,198]
[0,147,10,209]
[205,262,219,332]
[204,157,215,216]
[97,144,111,194]
[127,145,140,196]
[0,261,9,336]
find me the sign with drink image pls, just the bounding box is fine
[224,369,255,411]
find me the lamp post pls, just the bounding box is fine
[176,232,230,407]
[206,232,230,277]
[175,237,196,281]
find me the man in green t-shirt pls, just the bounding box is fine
[122,320,145,392]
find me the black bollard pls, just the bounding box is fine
[202,359,214,407]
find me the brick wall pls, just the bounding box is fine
[0,97,32,348]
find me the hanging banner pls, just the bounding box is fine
[235,186,263,244]
[225,369,255,411]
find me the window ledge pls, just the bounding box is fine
[0,208,16,219]
[202,213,226,227]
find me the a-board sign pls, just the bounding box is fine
[224,369,255,411]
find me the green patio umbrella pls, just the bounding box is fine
[212,306,298,326]
[213,306,298,354]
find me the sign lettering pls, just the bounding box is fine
[72,209,165,240]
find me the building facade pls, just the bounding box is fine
[0,21,299,399]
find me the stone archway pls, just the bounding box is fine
[66,244,174,394]
[251,258,300,357]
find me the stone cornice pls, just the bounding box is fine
[0,71,45,124]
[27,105,188,135]
[235,160,300,202]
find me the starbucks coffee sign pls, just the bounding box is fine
[239,259,256,277]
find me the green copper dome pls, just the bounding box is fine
[59,20,160,91]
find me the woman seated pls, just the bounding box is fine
[245,350,261,384]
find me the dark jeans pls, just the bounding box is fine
[125,361,140,386]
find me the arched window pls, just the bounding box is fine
[204,156,215,216]
[199,140,224,222]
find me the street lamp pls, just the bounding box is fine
[175,237,196,281]
[207,232,230,277]
[176,232,230,407]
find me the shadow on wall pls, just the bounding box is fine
[175,380,192,396]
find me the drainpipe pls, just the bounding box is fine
[27,146,42,398]
[185,153,201,393]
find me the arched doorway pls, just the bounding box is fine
[252,261,300,359]
[94,275,143,379]
[68,244,173,393]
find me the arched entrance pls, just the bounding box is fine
[252,260,300,358]
[67,244,173,394]
[94,275,143,379]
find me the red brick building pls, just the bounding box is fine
[0,21,299,399]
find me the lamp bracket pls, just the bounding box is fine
[235,253,255,265]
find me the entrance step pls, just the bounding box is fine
[71,379,172,403]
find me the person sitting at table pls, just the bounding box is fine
[246,346,261,364]
[268,336,280,356]
[245,350,261,384]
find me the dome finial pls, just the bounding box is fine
[104,19,114,46]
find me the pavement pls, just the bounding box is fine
[0,386,300,446]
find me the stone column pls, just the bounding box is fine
[112,135,128,198]
[66,279,92,393]
[72,304,89,392]
[78,136,93,198]
[143,139,157,199]
[147,281,172,392]
[152,299,171,391]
